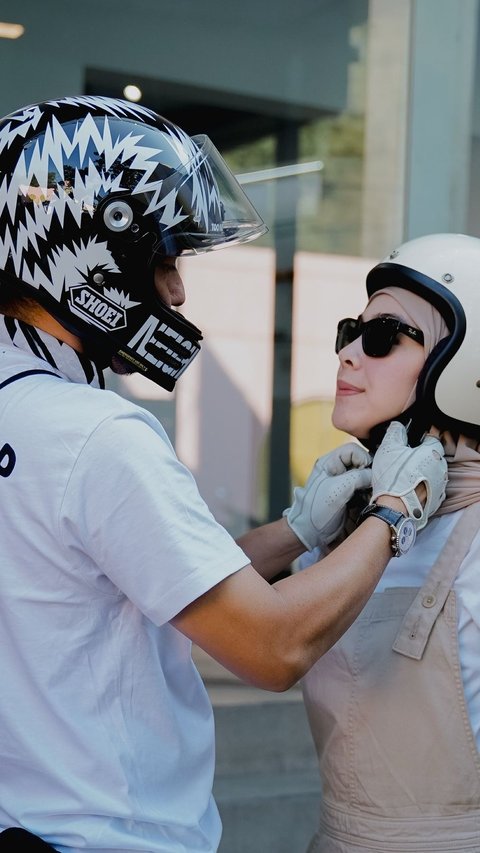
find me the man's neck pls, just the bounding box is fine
[6,307,83,353]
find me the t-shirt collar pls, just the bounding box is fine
[0,315,105,388]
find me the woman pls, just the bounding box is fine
[301,233,480,852]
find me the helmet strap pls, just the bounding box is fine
[364,400,430,454]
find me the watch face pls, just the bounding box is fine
[396,518,416,555]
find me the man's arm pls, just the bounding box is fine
[173,426,447,692]
[235,518,304,582]
[172,508,396,691]
[235,441,373,581]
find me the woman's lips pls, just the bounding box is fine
[336,380,363,395]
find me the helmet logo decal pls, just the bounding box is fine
[68,279,141,333]
[69,285,127,331]
[0,94,266,390]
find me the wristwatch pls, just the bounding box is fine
[357,503,416,557]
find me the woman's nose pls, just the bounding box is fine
[338,337,362,367]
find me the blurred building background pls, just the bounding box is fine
[0,0,478,533]
[0,1,478,849]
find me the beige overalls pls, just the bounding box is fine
[302,503,480,852]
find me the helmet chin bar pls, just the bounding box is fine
[0,98,270,394]
[115,301,203,392]
[55,298,203,392]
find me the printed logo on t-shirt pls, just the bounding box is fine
[0,443,15,477]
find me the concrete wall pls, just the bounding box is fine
[0,0,367,117]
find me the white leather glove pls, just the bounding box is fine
[284,443,372,550]
[371,421,447,530]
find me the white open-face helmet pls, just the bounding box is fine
[366,232,480,444]
[0,96,267,390]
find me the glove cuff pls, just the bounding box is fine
[283,510,315,551]
[371,487,425,529]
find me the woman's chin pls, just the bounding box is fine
[332,413,366,441]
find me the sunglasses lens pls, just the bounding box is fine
[362,318,396,357]
[335,318,361,353]
[336,315,422,357]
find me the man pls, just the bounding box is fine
[0,96,447,852]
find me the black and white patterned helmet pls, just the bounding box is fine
[0,95,266,389]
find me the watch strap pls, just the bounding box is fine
[358,503,406,528]
[357,502,411,557]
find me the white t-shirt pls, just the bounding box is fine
[301,511,480,749]
[0,337,250,852]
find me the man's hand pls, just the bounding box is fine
[283,443,372,550]
[371,422,447,529]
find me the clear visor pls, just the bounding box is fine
[151,134,267,256]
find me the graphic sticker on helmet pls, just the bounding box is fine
[0,95,266,389]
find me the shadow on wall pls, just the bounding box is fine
[194,344,267,537]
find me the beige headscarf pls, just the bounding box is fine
[368,287,480,514]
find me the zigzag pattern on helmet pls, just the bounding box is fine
[21,236,121,302]
[0,99,222,284]
[43,95,159,120]
[0,94,265,390]
[141,123,222,230]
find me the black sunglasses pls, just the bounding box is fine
[335,316,424,358]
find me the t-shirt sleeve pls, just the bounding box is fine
[59,408,250,624]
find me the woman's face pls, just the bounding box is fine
[332,293,426,440]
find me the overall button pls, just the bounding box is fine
[422,594,436,608]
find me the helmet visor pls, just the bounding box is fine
[151,135,267,255]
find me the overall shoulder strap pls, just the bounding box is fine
[393,502,480,659]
